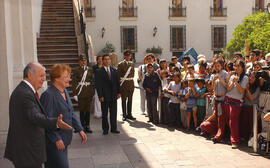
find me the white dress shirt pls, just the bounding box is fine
[23,80,36,93]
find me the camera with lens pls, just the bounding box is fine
[256,66,270,79]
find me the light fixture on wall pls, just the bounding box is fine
[267,3,270,14]
[101,27,105,38]
[153,26,158,37]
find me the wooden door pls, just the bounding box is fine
[213,0,223,16]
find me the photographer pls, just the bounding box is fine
[259,59,270,125]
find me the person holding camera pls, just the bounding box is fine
[258,58,270,125]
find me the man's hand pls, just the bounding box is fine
[99,97,104,102]
[79,131,87,143]
[57,114,72,130]
[146,88,152,93]
[117,94,121,99]
[56,139,65,151]
[233,76,239,83]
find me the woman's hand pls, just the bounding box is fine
[56,139,65,151]
[79,131,87,143]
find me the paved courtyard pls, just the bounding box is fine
[1,68,270,168]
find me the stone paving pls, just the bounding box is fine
[1,68,270,168]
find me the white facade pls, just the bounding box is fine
[85,0,269,62]
[0,0,42,131]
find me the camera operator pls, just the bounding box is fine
[262,53,270,122]
[258,60,270,124]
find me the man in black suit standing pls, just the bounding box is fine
[95,54,121,135]
[4,62,72,168]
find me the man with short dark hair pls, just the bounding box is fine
[95,55,121,135]
[118,50,136,121]
[5,62,72,168]
[72,54,95,133]
[143,63,161,124]
[171,56,181,69]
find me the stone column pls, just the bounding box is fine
[0,0,12,131]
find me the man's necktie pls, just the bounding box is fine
[35,92,40,100]
[107,68,111,80]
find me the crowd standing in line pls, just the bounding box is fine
[136,50,270,149]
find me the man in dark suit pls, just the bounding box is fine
[4,62,72,168]
[95,54,121,135]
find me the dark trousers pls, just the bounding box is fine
[161,97,169,124]
[121,94,133,117]
[146,96,158,123]
[197,106,206,126]
[80,111,90,128]
[169,102,181,127]
[45,142,69,168]
[101,101,117,132]
[16,165,42,168]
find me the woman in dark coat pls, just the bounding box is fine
[40,64,87,168]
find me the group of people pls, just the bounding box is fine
[4,47,270,168]
[4,50,136,168]
[138,50,270,149]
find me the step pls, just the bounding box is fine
[41,19,74,23]
[40,29,75,34]
[39,59,78,64]
[37,45,78,50]
[37,40,77,45]
[38,36,77,40]
[38,49,78,54]
[40,26,74,31]
[41,16,74,20]
[38,53,79,59]
[42,8,73,11]
[41,14,74,18]
[42,11,74,15]
[37,44,77,47]
[43,2,73,5]
[42,6,73,9]
[42,9,73,13]
[39,33,75,37]
[41,22,74,26]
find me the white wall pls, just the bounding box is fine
[86,0,260,62]
[0,0,40,131]
[32,0,43,35]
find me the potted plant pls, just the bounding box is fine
[146,46,163,58]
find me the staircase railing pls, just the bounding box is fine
[75,0,90,64]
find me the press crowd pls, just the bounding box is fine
[137,50,270,149]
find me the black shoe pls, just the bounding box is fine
[103,131,108,135]
[127,116,136,120]
[84,126,93,134]
[211,137,218,144]
[147,120,152,123]
[111,130,120,134]
[195,126,201,132]
[122,117,127,121]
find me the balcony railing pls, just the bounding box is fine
[210,7,227,17]
[169,7,186,17]
[85,7,96,17]
[119,7,137,17]
[252,7,268,14]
